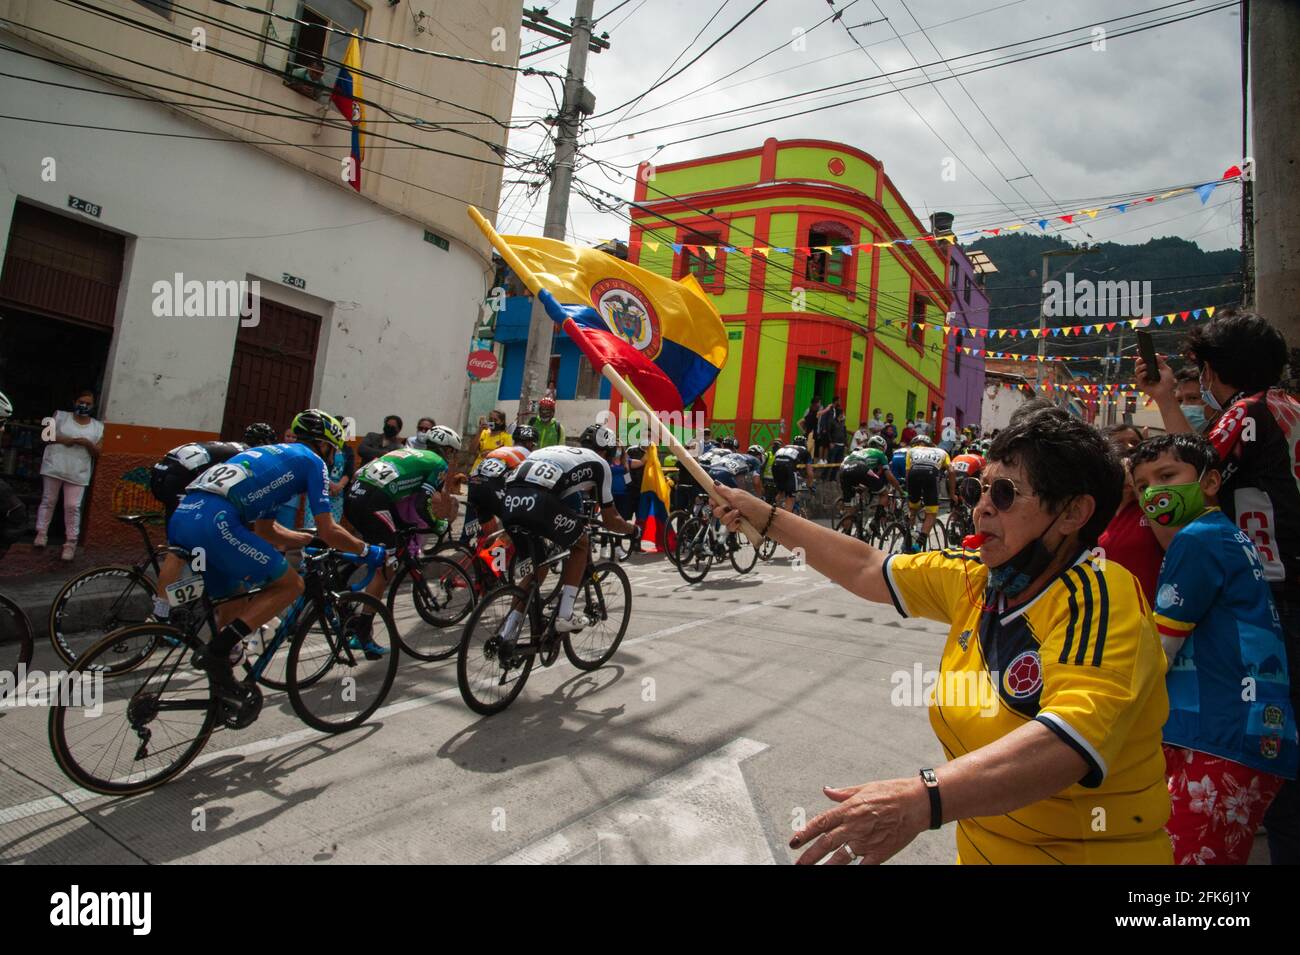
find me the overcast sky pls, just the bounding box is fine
[496,0,1245,253]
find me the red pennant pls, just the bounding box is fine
[1178,311,1190,320]
[1105,322,1116,331]
[1223,165,1242,179]
[1060,215,1074,224]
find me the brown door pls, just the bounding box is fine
[220,296,321,440]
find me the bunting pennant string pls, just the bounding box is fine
[879,304,1217,337]
[622,172,1241,257]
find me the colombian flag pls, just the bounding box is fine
[508,235,727,415]
[330,35,365,191]
[635,445,673,553]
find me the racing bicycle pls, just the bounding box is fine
[48,546,399,795]
[456,522,632,716]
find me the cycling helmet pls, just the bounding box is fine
[580,423,616,457]
[426,425,462,452]
[721,435,738,451]
[243,422,277,446]
[291,409,345,451]
[0,390,11,423]
[538,396,556,414]
[909,434,932,447]
[793,435,807,447]
[867,435,887,452]
[747,444,765,458]
[513,424,538,449]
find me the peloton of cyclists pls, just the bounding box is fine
[149,423,278,526]
[496,423,638,646]
[463,425,536,551]
[159,410,384,709]
[705,442,766,497]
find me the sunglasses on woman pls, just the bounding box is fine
[962,476,1036,511]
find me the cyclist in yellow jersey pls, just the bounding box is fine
[904,434,956,551]
[709,406,1171,865]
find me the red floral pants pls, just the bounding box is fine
[1164,745,1285,865]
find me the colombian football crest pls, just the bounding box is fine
[590,278,661,359]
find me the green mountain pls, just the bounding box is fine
[963,233,1243,382]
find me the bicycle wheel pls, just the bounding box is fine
[48,565,157,671]
[387,555,476,661]
[0,593,34,692]
[48,624,216,795]
[286,592,400,733]
[921,520,948,552]
[662,510,687,566]
[836,511,861,538]
[563,561,631,670]
[673,518,714,584]
[457,585,534,715]
[944,512,970,549]
[758,536,777,561]
[881,522,910,556]
[729,532,759,574]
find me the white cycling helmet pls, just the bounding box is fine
[0,390,11,423]
[424,425,462,452]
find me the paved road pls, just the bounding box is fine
[2,548,1266,865]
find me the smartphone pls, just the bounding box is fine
[1136,329,1159,384]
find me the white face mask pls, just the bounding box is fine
[1199,368,1223,412]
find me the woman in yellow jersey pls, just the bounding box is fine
[471,409,513,471]
[712,407,1172,865]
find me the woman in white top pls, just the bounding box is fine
[35,388,104,561]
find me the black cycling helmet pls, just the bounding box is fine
[793,435,807,448]
[514,424,538,449]
[243,422,277,446]
[721,435,739,451]
[291,408,345,451]
[580,423,616,458]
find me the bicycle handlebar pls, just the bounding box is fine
[302,546,378,591]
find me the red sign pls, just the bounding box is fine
[467,349,498,379]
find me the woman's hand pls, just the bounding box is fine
[790,776,931,865]
[709,483,767,532]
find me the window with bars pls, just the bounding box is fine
[805,222,853,289]
[907,294,927,347]
[680,232,722,289]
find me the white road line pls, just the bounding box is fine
[0,581,833,825]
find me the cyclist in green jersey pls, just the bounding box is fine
[836,435,900,531]
[343,427,462,653]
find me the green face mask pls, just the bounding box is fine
[1141,474,1206,528]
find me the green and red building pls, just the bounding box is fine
[627,137,954,446]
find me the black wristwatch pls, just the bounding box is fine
[919,768,942,830]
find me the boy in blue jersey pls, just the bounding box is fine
[159,410,384,706]
[1132,433,1298,864]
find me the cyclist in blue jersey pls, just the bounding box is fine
[706,446,765,497]
[889,445,907,484]
[159,409,384,702]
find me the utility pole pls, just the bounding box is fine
[517,0,599,423]
[1036,246,1101,400]
[1250,0,1300,343]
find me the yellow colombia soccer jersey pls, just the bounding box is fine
[882,547,1172,864]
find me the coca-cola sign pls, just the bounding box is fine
[467,349,498,380]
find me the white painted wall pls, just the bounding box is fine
[981,383,1030,432]
[0,35,489,434]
